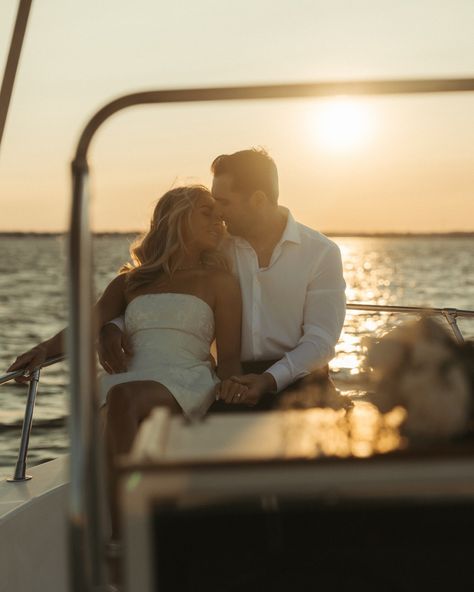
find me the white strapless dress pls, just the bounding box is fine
[99,293,219,420]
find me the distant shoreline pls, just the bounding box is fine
[1,231,473,239]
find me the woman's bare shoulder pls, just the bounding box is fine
[99,271,130,301]
[206,267,237,281]
[107,271,129,290]
[207,268,240,295]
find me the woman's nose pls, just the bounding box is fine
[213,201,225,216]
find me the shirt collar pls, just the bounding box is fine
[228,207,301,248]
[278,208,301,245]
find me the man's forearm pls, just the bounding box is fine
[266,337,335,392]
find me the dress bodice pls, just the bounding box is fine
[100,292,218,419]
[124,293,215,366]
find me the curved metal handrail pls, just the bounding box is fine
[346,303,474,344]
[69,77,474,592]
[0,355,66,481]
[73,78,474,169]
[0,354,66,385]
[0,0,33,153]
[346,304,474,317]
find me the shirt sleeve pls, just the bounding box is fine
[107,316,125,332]
[266,243,346,392]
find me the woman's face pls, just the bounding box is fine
[187,193,225,251]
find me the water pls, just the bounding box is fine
[0,235,473,474]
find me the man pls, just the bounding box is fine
[99,148,346,410]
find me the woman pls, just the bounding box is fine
[8,185,247,535]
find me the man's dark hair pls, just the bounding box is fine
[211,148,279,203]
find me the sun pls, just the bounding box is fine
[311,98,374,153]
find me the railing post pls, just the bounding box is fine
[69,159,106,592]
[0,0,33,154]
[442,309,465,345]
[7,367,41,482]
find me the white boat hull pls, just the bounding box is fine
[0,456,69,592]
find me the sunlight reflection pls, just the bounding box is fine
[331,353,359,370]
[333,235,474,398]
[282,403,406,459]
[334,238,423,378]
[362,318,381,333]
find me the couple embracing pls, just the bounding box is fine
[10,147,346,458]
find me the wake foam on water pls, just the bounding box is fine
[0,415,67,431]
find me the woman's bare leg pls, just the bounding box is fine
[104,381,181,537]
[103,381,180,585]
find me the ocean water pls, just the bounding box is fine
[0,235,473,473]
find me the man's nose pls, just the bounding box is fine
[212,208,225,223]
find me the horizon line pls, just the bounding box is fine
[1,230,473,238]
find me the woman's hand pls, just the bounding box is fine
[215,378,249,405]
[7,345,48,383]
[97,323,132,374]
[223,373,277,407]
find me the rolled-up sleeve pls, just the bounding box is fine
[267,243,346,392]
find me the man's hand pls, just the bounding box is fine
[215,378,249,404]
[97,323,132,374]
[219,372,277,407]
[7,345,48,383]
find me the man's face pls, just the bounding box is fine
[211,174,252,236]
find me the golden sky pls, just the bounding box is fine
[1,0,473,232]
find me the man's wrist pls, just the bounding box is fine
[261,372,277,393]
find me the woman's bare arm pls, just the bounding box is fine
[95,273,128,329]
[7,273,128,378]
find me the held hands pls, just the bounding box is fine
[215,378,250,405]
[215,372,277,406]
[7,345,48,383]
[97,324,133,374]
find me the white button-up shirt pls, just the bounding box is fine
[223,209,346,392]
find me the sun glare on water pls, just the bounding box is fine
[311,98,374,153]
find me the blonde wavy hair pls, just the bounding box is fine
[121,185,230,293]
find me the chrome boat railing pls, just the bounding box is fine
[0,354,66,481]
[0,0,32,152]
[346,303,474,344]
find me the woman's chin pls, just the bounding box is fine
[204,238,221,251]
[196,245,215,256]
